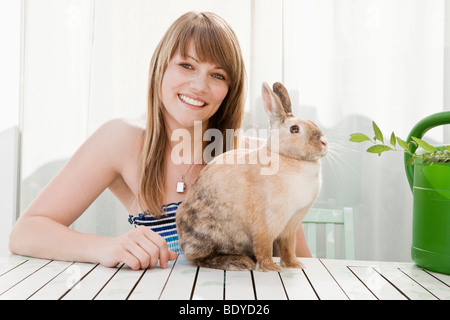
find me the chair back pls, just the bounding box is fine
[302,207,355,259]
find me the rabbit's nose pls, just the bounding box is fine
[320,136,328,147]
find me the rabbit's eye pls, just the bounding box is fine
[290,125,300,134]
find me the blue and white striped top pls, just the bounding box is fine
[128,202,182,255]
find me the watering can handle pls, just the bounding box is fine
[404,111,450,191]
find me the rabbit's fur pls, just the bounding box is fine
[176,82,327,271]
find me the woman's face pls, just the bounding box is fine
[161,40,229,130]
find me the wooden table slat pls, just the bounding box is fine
[0,255,28,276]
[29,262,98,300]
[61,263,123,300]
[279,267,318,300]
[0,258,51,297]
[224,270,255,300]
[127,260,176,300]
[94,264,146,300]
[159,255,198,300]
[424,269,450,287]
[349,266,407,300]
[301,258,349,300]
[1,254,448,300]
[399,267,450,300]
[253,269,287,300]
[320,259,377,300]
[0,260,72,300]
[191,267,224,300]
[373,267,437,300]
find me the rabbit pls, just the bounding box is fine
[176,82,328,271]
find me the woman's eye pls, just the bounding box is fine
[213,73,226,81]
[180,63,193,69]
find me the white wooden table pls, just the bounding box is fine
[0,254,449,301]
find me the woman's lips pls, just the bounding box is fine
[178,94,207,108]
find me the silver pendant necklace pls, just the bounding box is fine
[174,162,204,194]
[176,174,186,193]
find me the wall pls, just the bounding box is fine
[0,1,22,254]
[3,0,449,261]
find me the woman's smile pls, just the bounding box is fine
[178,93,208,109]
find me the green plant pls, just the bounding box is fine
[349,121,450,164]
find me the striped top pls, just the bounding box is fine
[128,202,182,255]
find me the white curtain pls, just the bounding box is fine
[282,0,448,262]
[19,0,449,262]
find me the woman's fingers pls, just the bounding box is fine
[168,250,178,261]
[140,227,179,267]
[140,227,171,268]
[127,226,176,269]
[103,226,179,270]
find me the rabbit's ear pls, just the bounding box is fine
[273,82,292,114]
[262,82,285,121]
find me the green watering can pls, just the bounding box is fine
[404,111,450,274]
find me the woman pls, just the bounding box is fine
[9,11,311,270]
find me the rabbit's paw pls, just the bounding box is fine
[280,259,305,269]
[257,259,282,272]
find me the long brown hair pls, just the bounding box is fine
[139,12,246,217]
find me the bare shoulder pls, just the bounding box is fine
[94,118,145,149]
[96,117,145,139]
[85,118,146,168]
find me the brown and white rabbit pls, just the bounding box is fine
[176,82,327,271]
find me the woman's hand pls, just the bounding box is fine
[99,226,178,270]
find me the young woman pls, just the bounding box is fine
[9,11,311,270]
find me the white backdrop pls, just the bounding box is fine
[0,1,21,255]
[15,0,450,262]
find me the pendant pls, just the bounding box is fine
[177,181,186,193]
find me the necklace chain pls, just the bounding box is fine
[176,164,203,193]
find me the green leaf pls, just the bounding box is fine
[406,156,417,165]
[372,121,384,143]
[396,137,411,154]
[390,132,396,147]
[349,133,372,143]
[411,137,437,153]
[366,145,393,156]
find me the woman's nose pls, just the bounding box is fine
[190,73,209,93]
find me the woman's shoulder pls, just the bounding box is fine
[95,117,145,144]
[88,117,146,159]
[98,117,146,135]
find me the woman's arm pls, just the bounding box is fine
[295,226,312,257]
[273,226,312,258]
[9,119,176,269]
